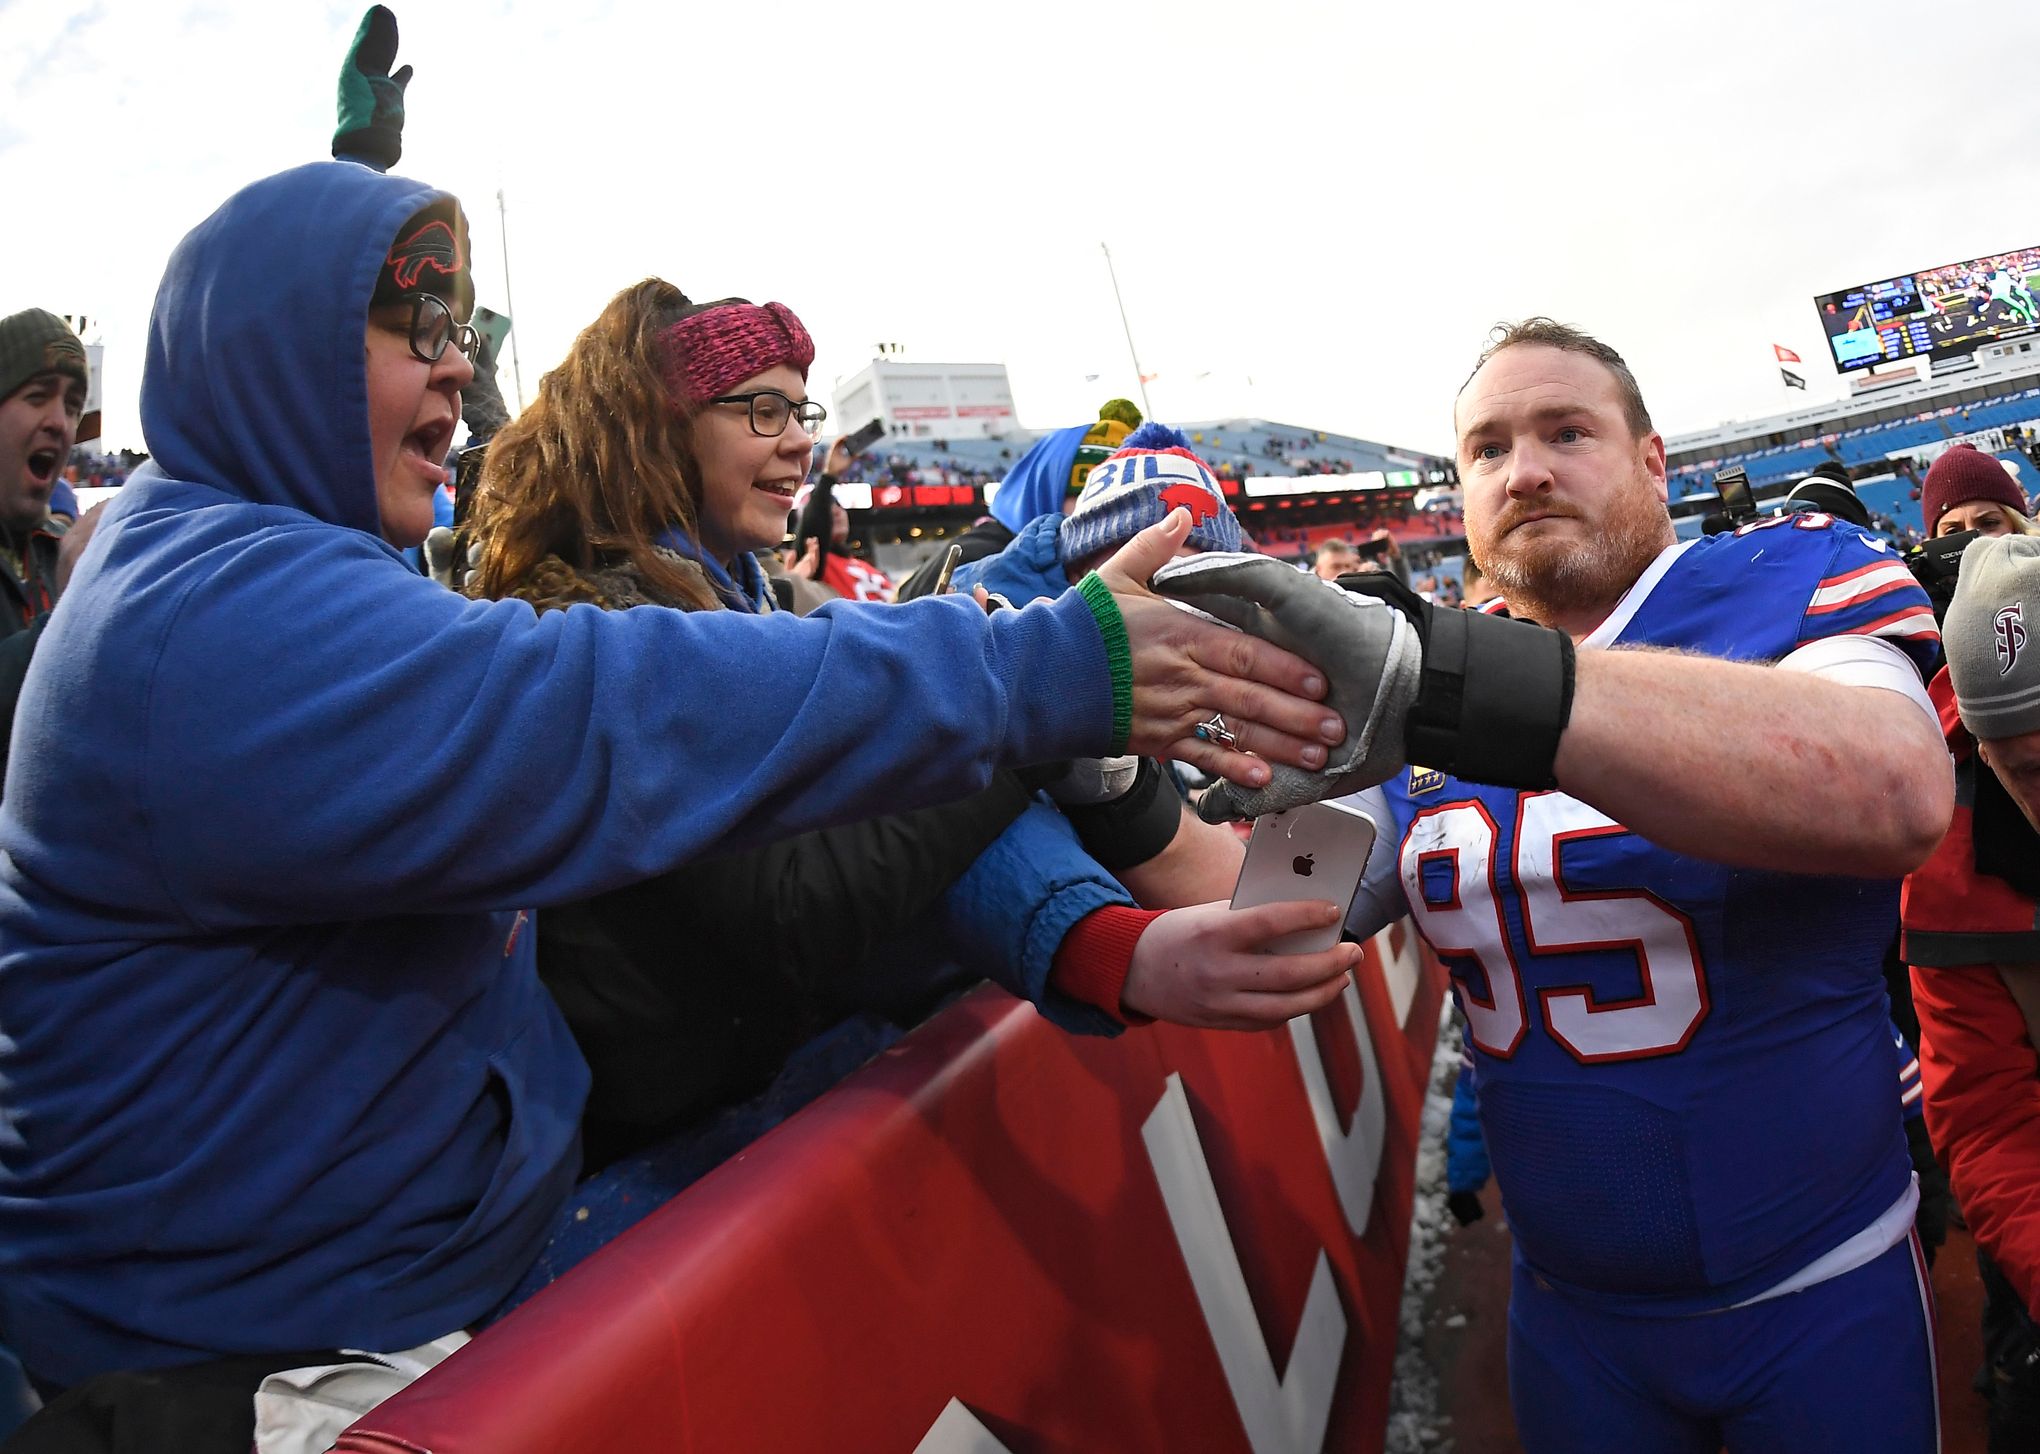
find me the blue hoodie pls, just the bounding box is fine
[988,423,1091,533]
[0,162,1116,1385]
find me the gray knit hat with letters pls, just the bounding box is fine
[1947,533,2040,740]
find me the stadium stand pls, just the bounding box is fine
[1664,368,2040,501]
[836,415,1464,577]
[844,417,1438,485]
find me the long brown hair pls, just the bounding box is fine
[467,278,719,611]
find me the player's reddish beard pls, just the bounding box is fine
[1469,467,1674,631]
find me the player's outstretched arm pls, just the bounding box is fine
[1147,556,1948,875]
[1554,646,1950,877]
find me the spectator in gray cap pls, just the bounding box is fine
[0,308,86,637]
[1946,534,2040,763]
[1910,529,2040,1446]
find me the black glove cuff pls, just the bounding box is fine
[333,125,401,171]
[1060,758,1182,871]
[1405,607,1576,790]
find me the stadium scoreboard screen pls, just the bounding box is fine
[1815,246,2040,371]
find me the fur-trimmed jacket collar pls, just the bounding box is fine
[505,548,775,617]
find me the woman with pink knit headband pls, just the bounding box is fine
[463,277,1371,1177]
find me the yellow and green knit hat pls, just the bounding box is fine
[1067,398,1143,497]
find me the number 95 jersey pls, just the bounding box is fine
[1368,517,1940,1313]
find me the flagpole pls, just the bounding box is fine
[1100,242,1153,417]
[497,187,526,412]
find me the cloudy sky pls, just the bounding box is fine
[6,0,2039,457]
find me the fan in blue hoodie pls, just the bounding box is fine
[0,160,1354,1390]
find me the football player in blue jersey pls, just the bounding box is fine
[1153,318,1953,1453]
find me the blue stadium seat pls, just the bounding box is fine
[1674,383,2040,502]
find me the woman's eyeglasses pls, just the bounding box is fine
[404,292,482,365]
[708,389,828,439]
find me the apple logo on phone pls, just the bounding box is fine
[1292,852,1315,877]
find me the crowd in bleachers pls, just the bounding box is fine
[1254,503,1465,558]
[852,419,1448,503]
[61,448,144,491]
[828,441,1001,489]
[1667,385,2040,502]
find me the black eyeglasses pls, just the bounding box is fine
[708,389,827,439]
[404,293,481,365]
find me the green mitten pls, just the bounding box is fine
[333,6,411,171]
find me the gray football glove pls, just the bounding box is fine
[1150,552,1422,821]
[423,526,480,592]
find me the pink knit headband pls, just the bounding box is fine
[657,300,815,409]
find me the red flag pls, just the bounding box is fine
[1773,343,1802,364]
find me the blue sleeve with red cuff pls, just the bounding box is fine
[940,800,1134,1037]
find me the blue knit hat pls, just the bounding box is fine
[1059,422,1241,568]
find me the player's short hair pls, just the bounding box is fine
[1460,318,1654,440]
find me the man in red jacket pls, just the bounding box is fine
[1904,532,2040,1449]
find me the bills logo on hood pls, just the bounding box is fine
[384,219,465,294]
[1159,481,1220,525]
[1997,600,2027,676]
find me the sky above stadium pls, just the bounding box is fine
[7,0,2039,458]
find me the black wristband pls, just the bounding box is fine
[1405,606,1575,789]
[1337,572,1576,790]
[1060,758,1182,871]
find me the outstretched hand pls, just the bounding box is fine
[1120,899,1359,1030]
[333,6,411,171]
[1097,510,1347,791]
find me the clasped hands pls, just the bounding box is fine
[1102,509,1574,823]
[1095,511,1424,822]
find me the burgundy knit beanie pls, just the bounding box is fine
[1923,444,2027,534]
[656,298,814,411]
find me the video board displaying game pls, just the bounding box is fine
[1815,246,2040,371]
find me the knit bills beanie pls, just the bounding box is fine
[1059,421,1241,569]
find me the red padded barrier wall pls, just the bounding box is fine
[336,926,1447,1454]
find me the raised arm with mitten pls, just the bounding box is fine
[332,7,411,172]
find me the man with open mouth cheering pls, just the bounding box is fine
[0,310,86,637]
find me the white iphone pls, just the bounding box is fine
[1227,799,1380,954]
